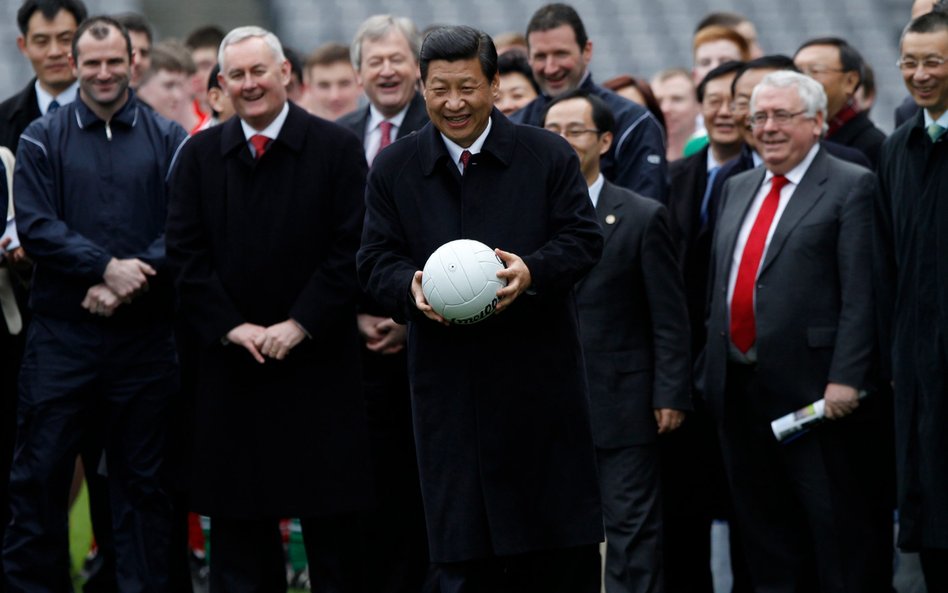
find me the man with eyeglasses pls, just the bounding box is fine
[875,10,948,591]
[702,70,892,592]
[542,90,690,593]
[794,37,886,169]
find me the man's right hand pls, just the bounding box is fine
[410,271,448,326]
[104,257,155,301]
[226,323,267,364]
[357,313,407,354]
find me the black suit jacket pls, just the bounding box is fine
[703,147,878,421]
[337,91,429,148]
[0,80,41,151]
[576,180,691,448]
[825,110,886,170]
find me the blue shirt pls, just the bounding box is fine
[14,91,187,322]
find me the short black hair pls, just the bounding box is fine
[497,50,540,94]
[17,0,87,35]
[72,15,132,62]
[795,37,864,89]
[540,89,615,135]
[185,25,225,51]
[114,12,152,44]
[420,25,497,83]
[207,63,221,91]
[526,3,588,50]
[903,8,948,40]
[731,54,798,96]
[283,46,304,82]
[697,60,745,102]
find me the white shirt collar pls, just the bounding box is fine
[588,173,605,208]
[762,142,820,187]
[35,80,78,115]
[441,117,493,173]
[368,102,410,134]
[706,148,722,171]
[240,102,290,141]
[924,109,948,130]
[750,149,764,168]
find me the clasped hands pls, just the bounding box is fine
[411,247,531,325]
[81,257,155,317]
[227,320,306,363]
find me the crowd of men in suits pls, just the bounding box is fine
[0,0,946,592]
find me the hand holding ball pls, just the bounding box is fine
[422,240,507,325]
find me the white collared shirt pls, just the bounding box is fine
[924,108,948,131]
[726,142,821,309]
[441,117,493,174]
[240,102,290,157]
[35,80,78,115]
[706,148,723,172]
[365,103,410,164]
[588,173,605,208]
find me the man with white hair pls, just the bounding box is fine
[701,70,892,592]
[166,26,373,592]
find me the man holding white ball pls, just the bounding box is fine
[358,24,604,593]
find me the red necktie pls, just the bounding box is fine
[373,121,393,163]
[459,150,472,174]
[730,174,789,353]
[250,134,270,160]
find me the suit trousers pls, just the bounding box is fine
[437,544,601,593]
[208,513,363,593]
[718,362,892,593]
[3,316,177,593]
[596,444,663,593]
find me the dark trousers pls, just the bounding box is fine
[437,544,601,593]
[921,548,948,593]
[718,362,893,593]
[596,444,663,593]
[0,322,24,593]
[208,514,364,593]
[2,317,176,593]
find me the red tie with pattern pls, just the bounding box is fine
[459,150,472,174]
[730,174,789,353]
[250,134,270,160]
[374,121,393,162]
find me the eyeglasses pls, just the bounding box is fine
[798,65,846,77]
[749,110,808,127]
[897,56,947,72]
[544,126,601,139]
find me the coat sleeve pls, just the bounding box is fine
[288,132,368,334]
[640,204,693,410]
[357,160,421,324]
[521,148,603,295]
[872,153,896,382]
[612,113,669,203]
[828,170,878,389]
[166,139,245,345]
[14,126,112,282]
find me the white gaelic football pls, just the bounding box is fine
[422,239,507,325]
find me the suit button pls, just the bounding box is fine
[720,331,726,337]
[757,283,763,288]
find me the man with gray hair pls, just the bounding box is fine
[167,26,374,592]
[701,70,892,592]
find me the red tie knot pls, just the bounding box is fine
[460,150,472,172]
[250,134,270,159]
[770,174,789,194]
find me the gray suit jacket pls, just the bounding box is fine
[702,147,878,421]
[576,180,691,448]
[336,91,429,147]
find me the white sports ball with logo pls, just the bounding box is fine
[422,239,507,325]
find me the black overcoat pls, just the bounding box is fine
[357,110,605,563]
[876,109,948,549]
[166,103,374,518]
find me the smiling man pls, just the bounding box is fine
[703,70,891,592]
[511,3,668,202]
[5,15,188,592]
[166,26,374,593]
[358,24,604,593]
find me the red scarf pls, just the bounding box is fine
[827,100,859,138]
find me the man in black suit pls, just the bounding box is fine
[543,90,690,593]
[703,70,892,592]
[794,37,886,168]
[167,26,374,593]
[358,25,604,593]
[337,13,433,593]
[0,0,86,151]
[338,14,428,166]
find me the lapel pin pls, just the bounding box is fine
[605,214,616,225]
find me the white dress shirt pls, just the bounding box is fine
[365,103,410,164]
[441,117,492,174]
[35,80,78,115]
[240,102,290,156]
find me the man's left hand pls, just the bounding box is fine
[81,283,122,317]
[494,248,531,314]
[824,383,860,419]
[254,320,306,361]
[654,408,685,434]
